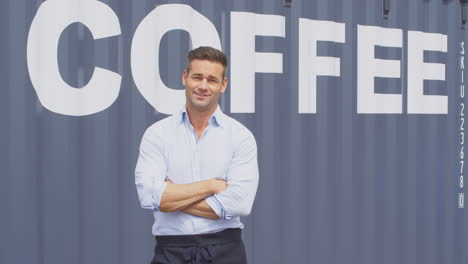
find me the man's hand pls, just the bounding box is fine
[210,179,227,194]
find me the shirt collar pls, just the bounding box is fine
[179,105,226,128]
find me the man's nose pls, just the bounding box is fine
[199,79,208,90]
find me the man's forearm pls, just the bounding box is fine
[159,179,225,212]
[182,200,220,219]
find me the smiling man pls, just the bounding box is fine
[135,46,259,264]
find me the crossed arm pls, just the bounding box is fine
[135,126,259,221]
[159,179,227,219]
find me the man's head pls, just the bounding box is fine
[185,46,227,78]
[182,47,228,113]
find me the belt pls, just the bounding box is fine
[156,228,241,247]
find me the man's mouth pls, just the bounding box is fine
[193,92,209,99]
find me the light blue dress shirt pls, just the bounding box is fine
[135,105,259,236]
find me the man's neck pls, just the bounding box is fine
[186,104,217,132]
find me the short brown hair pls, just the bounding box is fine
[186,46,228,77]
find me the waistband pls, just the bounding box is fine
[156,228,241,247]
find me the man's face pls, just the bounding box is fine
[183,59,227,112]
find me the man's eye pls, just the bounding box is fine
[192,76,202,80]
[209,79,218,83]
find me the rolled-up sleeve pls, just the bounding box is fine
[135,127,168,211]
[210,131,259,219]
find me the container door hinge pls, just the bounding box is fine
[383,0,390,19]
[462,0,468,26]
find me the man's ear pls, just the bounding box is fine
[221,77,228,93]
[182,69,188,86]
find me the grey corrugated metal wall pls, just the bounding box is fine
[0,0,466,263]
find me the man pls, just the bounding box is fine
[135,46,259,264]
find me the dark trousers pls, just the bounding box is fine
[151,228,247,264]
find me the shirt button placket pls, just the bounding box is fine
[194,144,200,182]
[190,126,198,233]
[191,128,199,182]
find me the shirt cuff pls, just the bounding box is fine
[205,195,228,219]
[152,181,168,211]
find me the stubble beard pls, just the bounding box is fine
[187,93,218,113]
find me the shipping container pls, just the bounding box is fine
[0,0,466,263]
